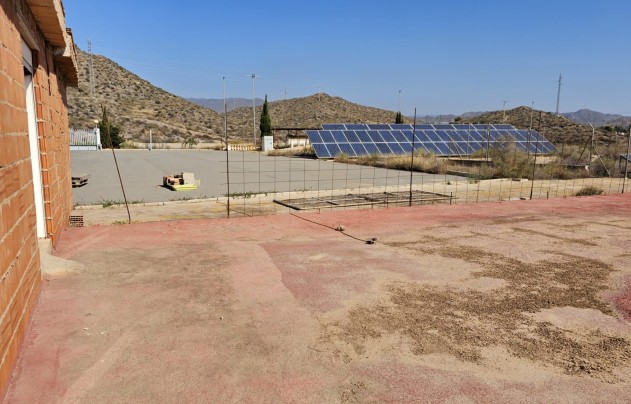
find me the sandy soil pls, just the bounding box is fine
[5,194,631,403]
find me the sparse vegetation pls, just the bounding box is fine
[574,186,604,196]
[461,106,618,145]
[267,145,315,157]
[226,191,271,199]
[181,137,199,149]
[111,220,141,225]
[68,48,412,145]
[100,198,144,208]
[335,151,452,174]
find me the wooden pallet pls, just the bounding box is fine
[72,174,90,188]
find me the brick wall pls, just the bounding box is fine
[35,37,74,244]
[0,0,75,395]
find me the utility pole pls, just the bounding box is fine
[556,74,562,116]
[87,40,95,98]
[398,90,402,113]
[223,77,228,147]
[251,74,256,147]
[409,108,417,207]
[623,124,630,193]
[502,100,508,122]
[223,76,230,217]
[530,113,544,199]
[588,123,595,173]
[527,101,534,157]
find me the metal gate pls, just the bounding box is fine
[70,128,101,150]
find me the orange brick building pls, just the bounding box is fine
[0,0,77,394]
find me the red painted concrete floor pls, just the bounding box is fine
[5,194,631,403]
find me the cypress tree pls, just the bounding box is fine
[259,95,271,138]
[99,105,124,148]
[395,111,403,124]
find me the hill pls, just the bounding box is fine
[187,97,264,113]
[227,92,411,138]
[67,49,410,143]
[460,106,619,145]
[67,48,225,142]
[71,49,621,147]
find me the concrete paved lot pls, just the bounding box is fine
[71,150,461,205]
[6,194,631,402]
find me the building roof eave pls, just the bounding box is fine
[25,0,78,86]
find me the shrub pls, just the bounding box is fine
[574,186,604,196]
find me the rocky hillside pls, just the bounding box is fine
[67,49,408,143]
[71,49,620,147]
[226,92,411,140]
[460,106,620,145]
[188,97,263,112]
[68,48,224,142]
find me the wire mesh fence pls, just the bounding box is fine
[217,149,629,218]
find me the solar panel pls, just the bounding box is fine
[344,131,360,142]
[320,131,335,143]
[346,124,369,130]
[338,143,355,156]
[307,124,557,158]
[390,124,413,130]
[379,130,396,142]
[367,124,392,130]
[321,124,347,130]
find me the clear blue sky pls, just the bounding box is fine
[64,0,631,116]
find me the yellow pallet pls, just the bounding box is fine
[165,184,198,191]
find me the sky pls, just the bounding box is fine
[64,0,631,116]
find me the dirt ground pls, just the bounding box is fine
[5,194,631,403]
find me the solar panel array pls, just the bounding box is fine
[306,123,556,159]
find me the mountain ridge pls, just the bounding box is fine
[67,49,625,146]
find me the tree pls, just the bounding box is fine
[99,105,124,148]
[259,95,271,138]
[395,111,403,124]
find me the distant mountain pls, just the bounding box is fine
[605,117,631,129]
[418,111,487,122]
[188,97,264,112]
[561,109,629,127]
[461,107,618,145]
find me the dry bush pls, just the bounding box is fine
[267,145,315,157]
[336,151,452,174]
[575,186,604,196]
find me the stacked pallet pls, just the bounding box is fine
[163,172,199,191]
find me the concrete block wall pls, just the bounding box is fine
[0,0,75,395]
